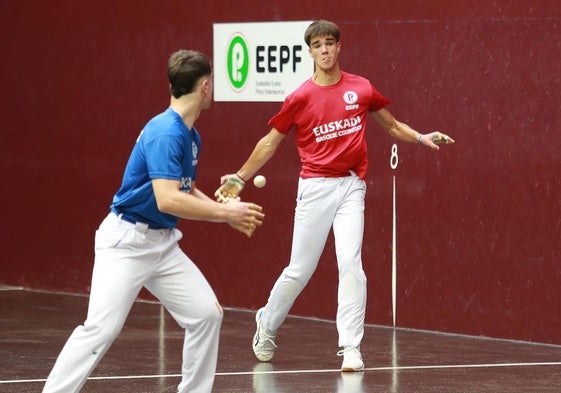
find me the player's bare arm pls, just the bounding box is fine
[214,129,285,202]
[152,178,264,236]
[189,182,214,202]
[371,108,454,150]
[236,128,285,181]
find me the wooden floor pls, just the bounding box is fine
[2,287,561,392]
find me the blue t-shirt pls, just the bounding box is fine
[110,107,201,229]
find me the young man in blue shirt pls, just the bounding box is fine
[43,49,265,393]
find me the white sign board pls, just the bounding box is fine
[213,21,314,102]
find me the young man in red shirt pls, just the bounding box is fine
[216,20,454,371]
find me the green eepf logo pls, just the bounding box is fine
[227,34,249,91]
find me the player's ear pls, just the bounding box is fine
[200,78,210,94]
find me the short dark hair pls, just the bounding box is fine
[304,20,340,47]
[168,50,212,98]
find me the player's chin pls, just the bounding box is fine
[317,63,335,72]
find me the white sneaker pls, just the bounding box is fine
[337,346,364,372]
[252,307,277,362]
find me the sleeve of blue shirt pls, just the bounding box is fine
[145,135,184,181]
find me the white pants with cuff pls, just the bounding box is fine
[262,174,367,348]
[43,213,222,393]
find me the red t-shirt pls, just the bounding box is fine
[269,72,390,179]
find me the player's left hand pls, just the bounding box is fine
[420,131,455,150]
[224,200,264,237]
[229,222,258,237]
[214,173,245,203]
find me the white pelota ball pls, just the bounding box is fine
[253,175,266,188]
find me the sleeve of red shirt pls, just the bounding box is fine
[268,93,300,134]
[369,84,392,112]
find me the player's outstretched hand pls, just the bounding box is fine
[215,173,245,203]
[420,131,455,150]
[224,200,264,237]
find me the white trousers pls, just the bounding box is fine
[262,174,367,348]
[43,213,223,393]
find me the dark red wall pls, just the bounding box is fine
[1,1,560,345]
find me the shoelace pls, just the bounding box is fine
[255,310,278,349]
[263,337,278,348]
[337,346,359,357]
[255,328,278,348]
[257,333,278,348]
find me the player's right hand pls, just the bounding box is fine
[214,173,245,203]
[224,200,264,238]
[420,131,455,151]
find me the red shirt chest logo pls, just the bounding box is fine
[343,90,359,110]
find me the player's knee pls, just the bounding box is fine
[173,302,223,329]
[81,321,122,344]
[207,302,224,326]
[198,301,224,328]
[338,256,366,279]
[279,274,308,302]
[338,271,366,304]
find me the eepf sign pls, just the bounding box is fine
[213,21,314,102]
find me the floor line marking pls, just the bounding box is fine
[3,361,561,384]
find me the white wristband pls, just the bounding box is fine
[417,134,424,143]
